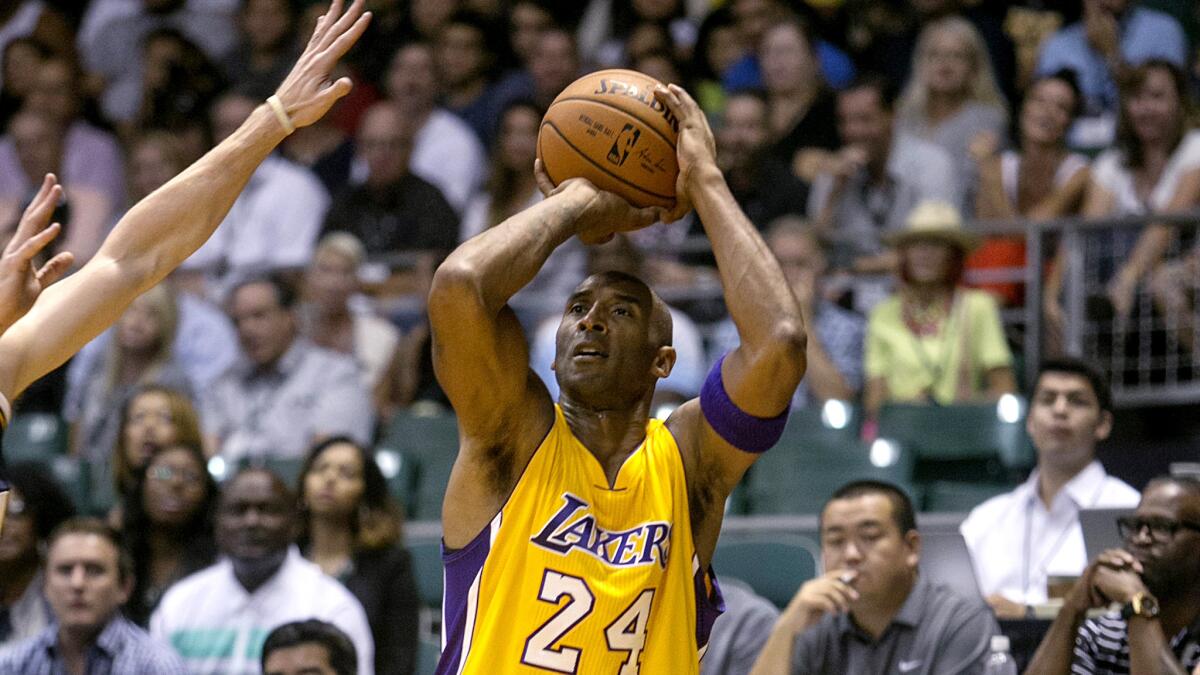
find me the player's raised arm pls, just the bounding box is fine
[659,83,807,501]
[0,0,370,399]
[428,172,656,428]
[428,165,658,545]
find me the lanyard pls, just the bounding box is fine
[1020,476,1107,598]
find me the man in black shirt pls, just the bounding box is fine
[717,90,809,232]
[321,101,458,259]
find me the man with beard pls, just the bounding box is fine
[149,469,373,675]
[1026,475,1200,674]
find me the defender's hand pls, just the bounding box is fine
[654,83,716,223]
[534,159,660,245]
[0,174,74,331]
[272,0,372,130]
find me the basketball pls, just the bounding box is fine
[537,69,680,209]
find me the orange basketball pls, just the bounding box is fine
[537,69,679,209]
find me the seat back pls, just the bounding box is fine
[747,417,917,514]
[4,413,68,462]
[381,411,459,520]
[877,402,1033,482]
[712,534,819,608]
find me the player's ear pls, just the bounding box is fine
[651,345,676,379]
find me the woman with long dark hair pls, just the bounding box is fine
[121,441,218,626]
[298,436,419,675]
[108,384,204,526]
[1076,60,1200,321]
[968,70,1089,312]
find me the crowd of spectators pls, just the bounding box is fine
[2,0,1200,673]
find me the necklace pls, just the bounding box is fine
[901,294,951,337]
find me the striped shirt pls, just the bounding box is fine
[0,614,187,675]
[1073,611,1200,674]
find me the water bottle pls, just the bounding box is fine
[984,635,1018,675]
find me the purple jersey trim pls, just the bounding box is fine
[435,518,495,675]
[694,563,726,649]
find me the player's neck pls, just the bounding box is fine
[560,396,652,487]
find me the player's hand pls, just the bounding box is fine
[654,83,715,223]
[785,569,859,625]
[0,174,74,332]
[534,159,660,245]
[272,0,371,130]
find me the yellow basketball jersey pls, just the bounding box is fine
[437,405,723,675]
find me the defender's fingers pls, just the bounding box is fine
[34,251,74,287]
[11,179,60,246]
[316,0,362,52]
[318,10,371,64]
[14,223,63,261]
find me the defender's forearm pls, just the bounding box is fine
[98,104,288,286]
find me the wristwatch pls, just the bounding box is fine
[1121,591,1160,620]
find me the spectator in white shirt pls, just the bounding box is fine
[204,274,374,462]
[383,41,485,214]
[960,357,1139,617]
[151,468,374,675]
[178,90,329,301]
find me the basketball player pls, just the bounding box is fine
[0,0,371,530]
[429,83,807,673]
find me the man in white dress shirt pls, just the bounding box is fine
[961,357,1139,617]
[151,469,374,675]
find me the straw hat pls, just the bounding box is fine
[883,200,981,252]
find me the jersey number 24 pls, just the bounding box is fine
[521,569,655,674]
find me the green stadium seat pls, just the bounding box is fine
[712,534,819,608]
[375,448,418,517]
[48,456,90,514]
[408,538,444,608]
[747,416,918,514]
[416,638,442,675]
[876,401,1034,483]
[86,458,117,517]
[922,480,1011,512]
[381,411,459,520]
[4,413,68,462]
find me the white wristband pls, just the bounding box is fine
[266,95,295,135]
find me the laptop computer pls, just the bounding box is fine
[1080,507,1136,562]
[918,531,984,601]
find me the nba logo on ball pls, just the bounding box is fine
[537,69,680,210]
[607,125,640,167]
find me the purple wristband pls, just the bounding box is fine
[699,354,789,454]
